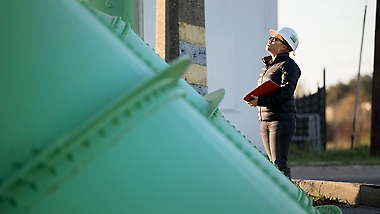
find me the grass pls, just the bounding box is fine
[288,145,380,166]
[309,194,345,206]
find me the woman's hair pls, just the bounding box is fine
[284,43,293,52]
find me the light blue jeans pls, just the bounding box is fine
[260,119,296,178]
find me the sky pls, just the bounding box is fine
[278,0,377,94]
[143,0,377,94]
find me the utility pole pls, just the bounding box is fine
[351,4,367,150]
[371,0,380,157]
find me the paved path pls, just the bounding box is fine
[292,165,380,213]
[337,204,380,214]
[292,165,380,185]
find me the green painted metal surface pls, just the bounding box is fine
[0,0,341,213]
[80,0,139,33]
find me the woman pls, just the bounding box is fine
[247,27,301,179]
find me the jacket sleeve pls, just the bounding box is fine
[257,60,301,107]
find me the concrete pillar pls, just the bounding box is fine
[156,0,207,95]
[156,0,179,62]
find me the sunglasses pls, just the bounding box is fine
[269,36,287,45]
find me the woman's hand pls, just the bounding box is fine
[247,95,258,107]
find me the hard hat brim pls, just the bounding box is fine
[269,29,278,37]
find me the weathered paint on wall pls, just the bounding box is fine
[177,0,207,92]
[155,0,207,95]
[179,41,206,66]
[178,22,207,88]
[178,0,205,28]
[179,22,206,47]
[182,63,207,85]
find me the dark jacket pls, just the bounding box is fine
[257,52,301,121]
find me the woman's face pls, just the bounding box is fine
[266,35,288,56]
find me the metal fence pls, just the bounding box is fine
[293,114,321,152]
[294,87,326,151]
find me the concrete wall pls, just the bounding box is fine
[205,0,277,151]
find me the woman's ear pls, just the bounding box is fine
[280,44,288,52]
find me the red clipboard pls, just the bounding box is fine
[243,80,280,102]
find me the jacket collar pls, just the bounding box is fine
[262,52,289,65]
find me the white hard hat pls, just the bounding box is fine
[270,27,299,51]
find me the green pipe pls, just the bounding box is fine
[79,0,138,32]
[89,7,216,118]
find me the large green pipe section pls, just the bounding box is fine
[79,0,139,32]
[89,7,216,118]
[0,0,341,213]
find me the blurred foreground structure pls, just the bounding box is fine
[371,0,380,157]
[0,0,342,213]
